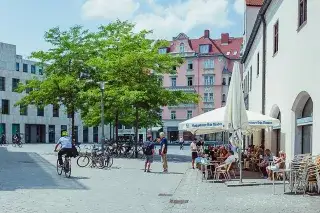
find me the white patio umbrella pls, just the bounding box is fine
[178,107,280,134]
[223,61,248,183]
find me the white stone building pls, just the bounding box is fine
[0,42,115,143]
[241,0,318,159]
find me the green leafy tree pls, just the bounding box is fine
[15,26,96,140]
[81,20,199,156]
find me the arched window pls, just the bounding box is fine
[302,97,313,117]
[179,43,185,53]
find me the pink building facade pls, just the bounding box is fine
[158,30,242,142]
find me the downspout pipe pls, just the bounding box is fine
[261,15,267,147]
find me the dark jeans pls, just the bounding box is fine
[58,148,73,165]
[260,166,268,176]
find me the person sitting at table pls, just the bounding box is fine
[219,147,229,161]
[266,150,286,180]
[258,149,274,178]
[243,147,253,170]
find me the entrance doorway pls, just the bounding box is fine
[25,124,46,143]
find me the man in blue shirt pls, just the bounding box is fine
[159,132,168,172]
[54,131,73,166]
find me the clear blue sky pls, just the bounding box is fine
[0,0,244,57]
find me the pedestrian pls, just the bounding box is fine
[190,139,198,169]
[143,136,155,172]
[179,136,184,150]
[159,132,168,173]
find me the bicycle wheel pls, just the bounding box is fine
[77,156,90,167]
[12,143,16,147]
[105,155,113,168]
[96,156,105,169]
[18,143,23,148]
[56,159,63,175]
[64,159,71,178]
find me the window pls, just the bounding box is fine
[158,48,167,54]
[199,44,209,53]
[37,107,44,116]
[83,126,89,143]
[67,113,72,118]
[187,110,192,119]
[53,105,59,117]
[171,77,177,87]
[187,77,193,86]
[1,99,9,115]
[31,65,36,74]
[12,124,20,136]
[222,78,226,85]
[0,123,6,135]
[39,68,43,75]
[298,0,307,27]
[228,77,231,85]
[257,53,260,77]
[226,51,230,55]
[25,80,32,94]
[16,62,19,71]
[250,66,252,91]
[233,51,237,55]
[204,59,214,69]
[93,127,98,143]
[203,93,208,102]
[222,94,226,102]
[158,77,163,86]
[125,125,132,129]
[170,111,176,120]
[49,125,55,143]
[20,105,28,116]
[172,66,176,71]
[179,43,185,53]
[0,77,5,91]
[74,126,78,143]
[273,21,279,55]
[23,64,28,72]
[204,75,214,85]
[12,78,20,92]
[187,60,193,70]
[209,93,214,102]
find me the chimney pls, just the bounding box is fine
[221,33,229,44]
[204,30,210,38]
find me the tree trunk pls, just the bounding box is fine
[71,107,75,144]
[115,110,119,143]
[135,107,139,158]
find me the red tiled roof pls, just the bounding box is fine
[168,32,243,60]
[246,0,264,6]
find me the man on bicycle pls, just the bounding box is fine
[54,131,73,167]
[13,131,21,144]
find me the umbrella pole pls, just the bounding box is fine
[238,134,243,184]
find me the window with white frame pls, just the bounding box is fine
[187,77,193,86]
[187,110,192,119]
[171,111,176,120]
[203,93,208,102]
[199,44,209,53]
[187,60,193,70]
[158,48,167,54]
[171,77,176,87]
[222,94,226,102]
[179,43,185,53]
[204,75,214,85]
[204,59,214,69]
[209,93,214,102]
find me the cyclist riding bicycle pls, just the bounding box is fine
[13,131,21,144]
[54,131,74,167]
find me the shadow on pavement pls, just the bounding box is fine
[140,154,191,163]
[148,171,184,175]
[0,147,88,191]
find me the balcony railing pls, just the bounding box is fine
[165,86,196,92]
[168,104,197,109]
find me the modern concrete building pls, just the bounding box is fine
[241,0,317,159]
[159,30,242,142]
[0,42,111,143]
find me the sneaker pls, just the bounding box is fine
[163,170,168,173]
[144,169,146,172]
[147,170,151,173]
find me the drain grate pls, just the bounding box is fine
[169,199,189,204]
[158,193,173,197]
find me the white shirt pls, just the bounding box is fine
[179,137,183,142]
[224,155,236,164]
[190,142,197,152]
[57,136,72,149]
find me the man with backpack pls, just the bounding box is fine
[143,136,155,172]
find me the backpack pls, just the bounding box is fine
[143,142,153,155]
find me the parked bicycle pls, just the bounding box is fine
[57,154,72,178]
[77,145,107,169]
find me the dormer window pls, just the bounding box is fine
[199,44,209,54]
[226,51,230,55]
[233,51,237,55]
[158,48,167,54]
[179,43,185,53]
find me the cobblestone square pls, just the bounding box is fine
[0,145,319,213]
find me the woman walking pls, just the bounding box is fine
[190,139,198,169]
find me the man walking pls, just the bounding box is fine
[143,136,155,172]
[159,132,168,173]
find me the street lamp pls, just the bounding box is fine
[99,81,105,150]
